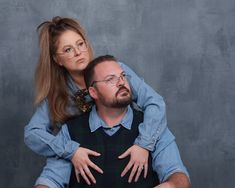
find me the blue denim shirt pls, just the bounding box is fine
[35,105,189,188]
[24,62,167,160]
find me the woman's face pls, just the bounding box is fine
[55,30,90,74]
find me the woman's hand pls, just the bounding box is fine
[118,145,149,183]
[71,147,103,185]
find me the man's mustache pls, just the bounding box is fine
[115,86,130,96]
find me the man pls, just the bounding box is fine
[36,55,190,188]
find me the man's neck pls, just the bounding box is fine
[96,105,128,128]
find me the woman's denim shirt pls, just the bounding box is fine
[24,62,167,160]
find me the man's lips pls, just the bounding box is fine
[116,87,130,96]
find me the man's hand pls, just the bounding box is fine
[118,145,149,183]
[71,147,103,185]
[35,185,49,188]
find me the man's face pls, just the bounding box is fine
[92,60,132,108]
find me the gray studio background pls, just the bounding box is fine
[1,0,235,187]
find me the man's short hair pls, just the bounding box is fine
[84,55,117,88]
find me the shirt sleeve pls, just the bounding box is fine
[24,100,79,159]
[35,156,72,188]
[151,128,190,183]
[119,62,167,151]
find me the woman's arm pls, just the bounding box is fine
[117,62,167,181]
[35,157,72,188]
[119,62,167,151]
[34,124,103,186]
[24,100,79,159]
[151,128,190,187]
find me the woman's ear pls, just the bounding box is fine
[88,87,98,100]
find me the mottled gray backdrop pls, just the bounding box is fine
[0,0,235,187]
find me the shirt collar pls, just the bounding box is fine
[89,105,133,132]
[67,74,80,94]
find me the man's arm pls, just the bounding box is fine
[35,185,49,188]
[154,172,190,188]
[151,128,190,188]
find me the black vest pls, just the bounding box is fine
[66,109,159,188]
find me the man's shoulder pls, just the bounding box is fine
[131,104,143,116]
[66,112,90,126]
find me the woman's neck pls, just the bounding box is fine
[69,71,86,89]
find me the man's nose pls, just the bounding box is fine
[116,76,125,87]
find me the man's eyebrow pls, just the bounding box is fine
[104,71,125,78]
[104,74,115,79]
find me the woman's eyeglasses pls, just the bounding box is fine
[56,41,87,59]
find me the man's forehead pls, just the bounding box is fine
[94,60,123,76]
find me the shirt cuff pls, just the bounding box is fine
[50,139,80,160]
[35,176,62,188]
[134,136,158,151]
[64,140,80,160]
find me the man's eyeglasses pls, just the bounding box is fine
[56,41,87,59]
[91,72,130,87]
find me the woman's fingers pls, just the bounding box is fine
[84,166,96,184]
[74,168,80,183]
[128,164,139,183]
[89,160,103,174]
[134,165,144,182]
[118,148,130,159]
[80,168,91,185]
[86,148,101,156]
[144,163,148,178]
[121,161,134,177]
[119,145,149,182]
[71,147,102,185]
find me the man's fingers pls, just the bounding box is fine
[84,166,96,184]
[128,164,138,183]
[144,163,148,178]
[89,161,103,174]
[118,149,130,159]
[121,161,133,177]
[80,168,91,185]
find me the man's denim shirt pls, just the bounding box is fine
[35,105,189,188]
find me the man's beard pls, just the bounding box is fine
[97,86,132,108]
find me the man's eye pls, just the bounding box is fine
[122,73,126,77]
[106,76,115,83]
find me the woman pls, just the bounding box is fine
[24,16,167,186]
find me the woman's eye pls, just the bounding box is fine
[78,42,84,47]
[64,47,72,53]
